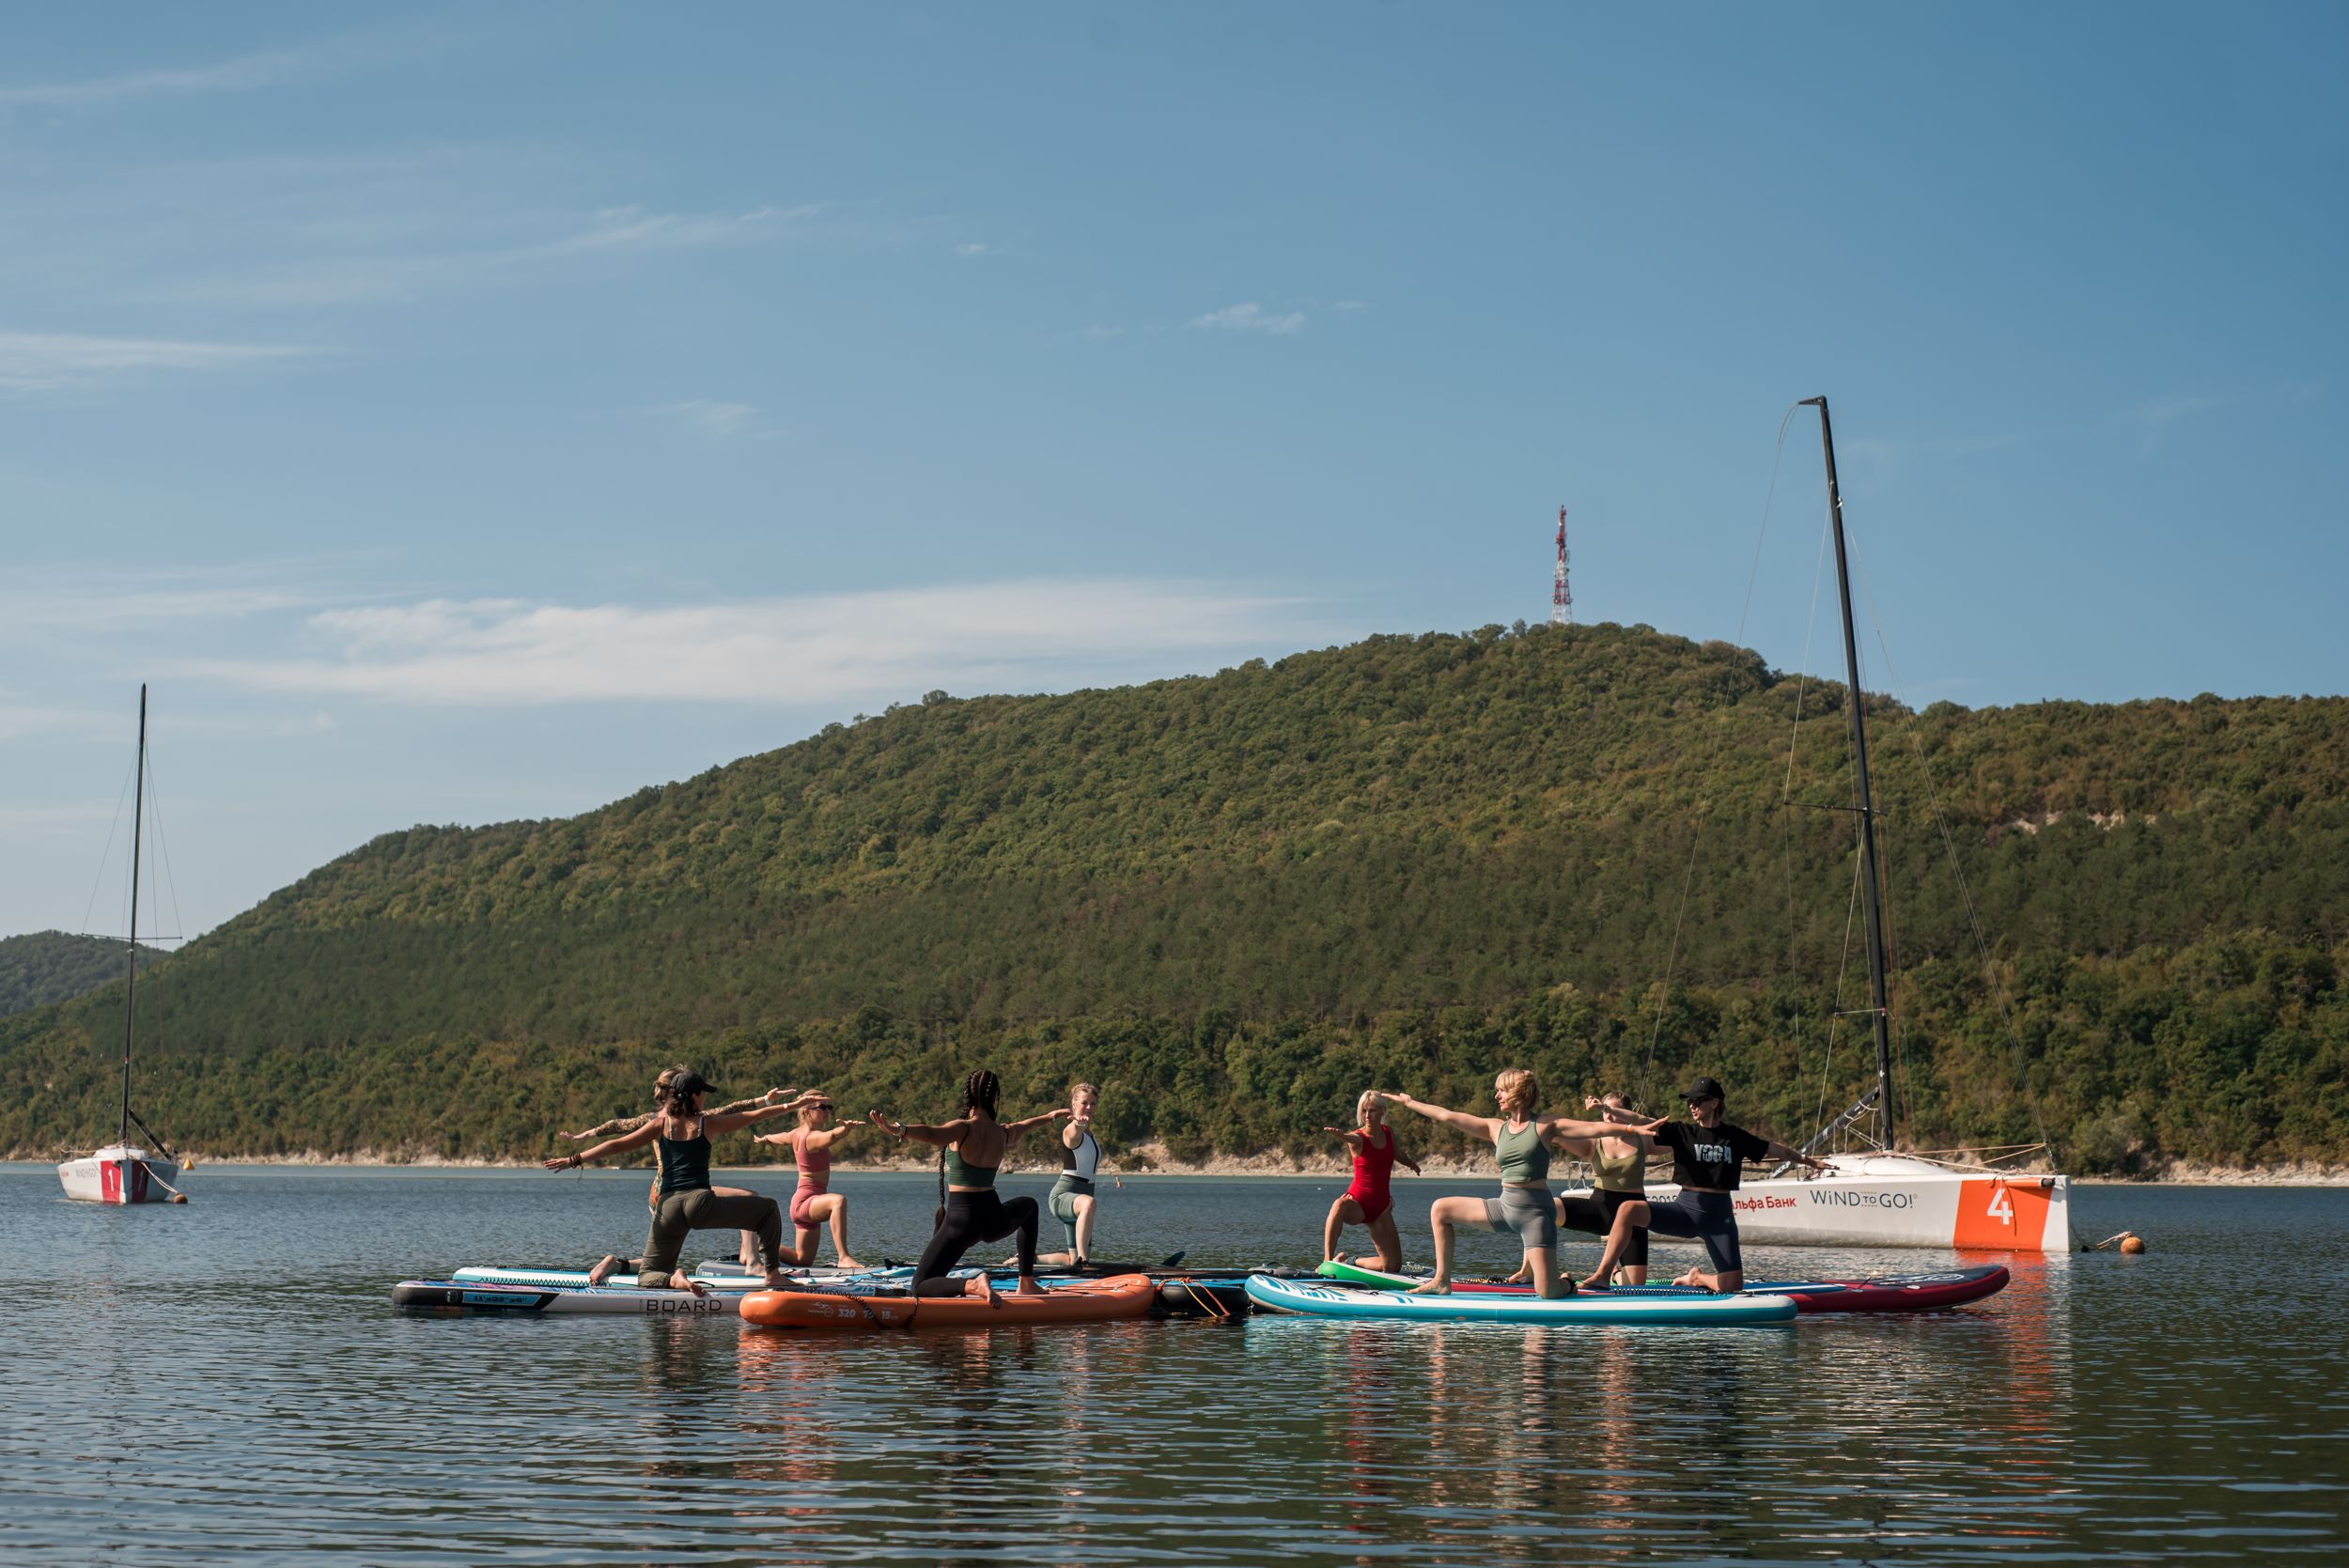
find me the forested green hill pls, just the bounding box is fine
[0,931,160,1017]
[6,622,2342,1170]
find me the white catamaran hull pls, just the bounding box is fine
[1630,1155,2068,1253]
[57,1146,180,1205]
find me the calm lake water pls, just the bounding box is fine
[3,1165,2341,1566]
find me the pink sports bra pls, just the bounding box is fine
[794,1134,831,1181]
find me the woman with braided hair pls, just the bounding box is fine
[868,1069,1069,1304]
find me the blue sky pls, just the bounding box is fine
[4,2,2343,940]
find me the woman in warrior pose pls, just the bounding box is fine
[567,1068,795,1276]
[868,1070,1067,1304]
[1320,1092,1421,1272]
[1032,1082,1128,1268]
[1581,1075,1827,1293]
[1381,1072,1662,1298]
[544,1070,820,1291]
[1507,1091,1657,1289]
[753,1093,862,1268]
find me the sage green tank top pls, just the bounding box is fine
[1591,1136,1646,1194]
[944,1144,997,1189]
[1495,1121,1550,1184]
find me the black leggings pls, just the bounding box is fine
[638,1188,783,1287]
[913,1190,1039,1286]
[1559,1188,1649,1266]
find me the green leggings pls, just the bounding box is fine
[638,1188,783,1287]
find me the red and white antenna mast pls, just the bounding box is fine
[1550,505,1572,626]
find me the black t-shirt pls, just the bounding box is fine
[1656,1121,1772,1191]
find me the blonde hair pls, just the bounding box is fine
[1070,1082,1098,1102]
[1356,1090,1386,1124]
[1493,1069,1539,1118]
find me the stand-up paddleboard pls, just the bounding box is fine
[741,1273,1159,1330]
[1249,1275,1797,1326]
[393,1280,743,1316]
[450,1263,880,1292]
[1315,1259,2008,1312]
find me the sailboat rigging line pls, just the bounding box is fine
[144,745,191,944]
[1862,624,2059,1157]
[1635,806,1711,1110]
[1638,407,1807,1107]
[1779,496,1836,979]
[1735,405,1804,642]
[78,751,140,942]
[1815,839,1867,1145]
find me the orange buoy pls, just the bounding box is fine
[2119,1234,2144,1254]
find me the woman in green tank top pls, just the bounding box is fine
[1382,1072,1662,1298]
[1509,1090,1659,1289]
[868,1069,1070,1304]
[545,1071,826,1292]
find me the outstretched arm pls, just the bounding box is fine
[1379,1091,1499,1141]
[1395,1140,1423,1176]
[705,1093,827,1136]
[1003,1108,1074,1135]
[868,1110,974,1149]
[564,1112,652,1141]
[803,1122,862,1152]
[1760,1139,1828,1172]
[545,1120,662,1171]
[1539,1112,1666,1141]
[1321,1126,1368,1156]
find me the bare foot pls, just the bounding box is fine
[1009,1275,1048,1298]
[762,1271,792,1290]
[1408,1278,1451,1296]
[667,1272,707,1296]
[1577,1273,1610,1291]
[833,1254,862,1270]
[1672,1268,1709,1290]
[585,1254,622,1287]
[964,1273,1000,1307]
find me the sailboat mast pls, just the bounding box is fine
[1802,398,1898,1147]
[119,683,147,1150]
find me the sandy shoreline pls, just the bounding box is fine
[27,1146,2346,1186]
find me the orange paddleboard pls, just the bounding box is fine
[740,1273,1157,1329]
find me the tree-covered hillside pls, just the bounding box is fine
[0,931,160,1017]
[5,622,2342,1170]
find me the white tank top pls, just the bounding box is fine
[1062,1126,1100,1182]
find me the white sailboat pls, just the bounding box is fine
[1656,398,2070,1253]
[57,684,186,1205]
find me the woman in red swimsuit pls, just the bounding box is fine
[753,1094,862,1268]
[1321,1092,1422,1270]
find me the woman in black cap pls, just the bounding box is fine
[1582,1075,1828,1292]
[545,1069,822,1291]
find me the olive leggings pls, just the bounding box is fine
[638,1188,784,1287]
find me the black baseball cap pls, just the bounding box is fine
[1679,1076,1726,1104]
[669,1071,717,1098]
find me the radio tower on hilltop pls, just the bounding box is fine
[1550,505,1573,626]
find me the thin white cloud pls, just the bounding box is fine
[2122,393,2226,456]
[658,399,758,441]
[180,201,808,308]
[954,241,991,256]
[1190,303,1306,335]
[0,29,431,109]
[0,331,312,390]
[188,581,1318,706]
[0,573,320,631]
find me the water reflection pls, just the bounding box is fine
[5,1170,2345,1564]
